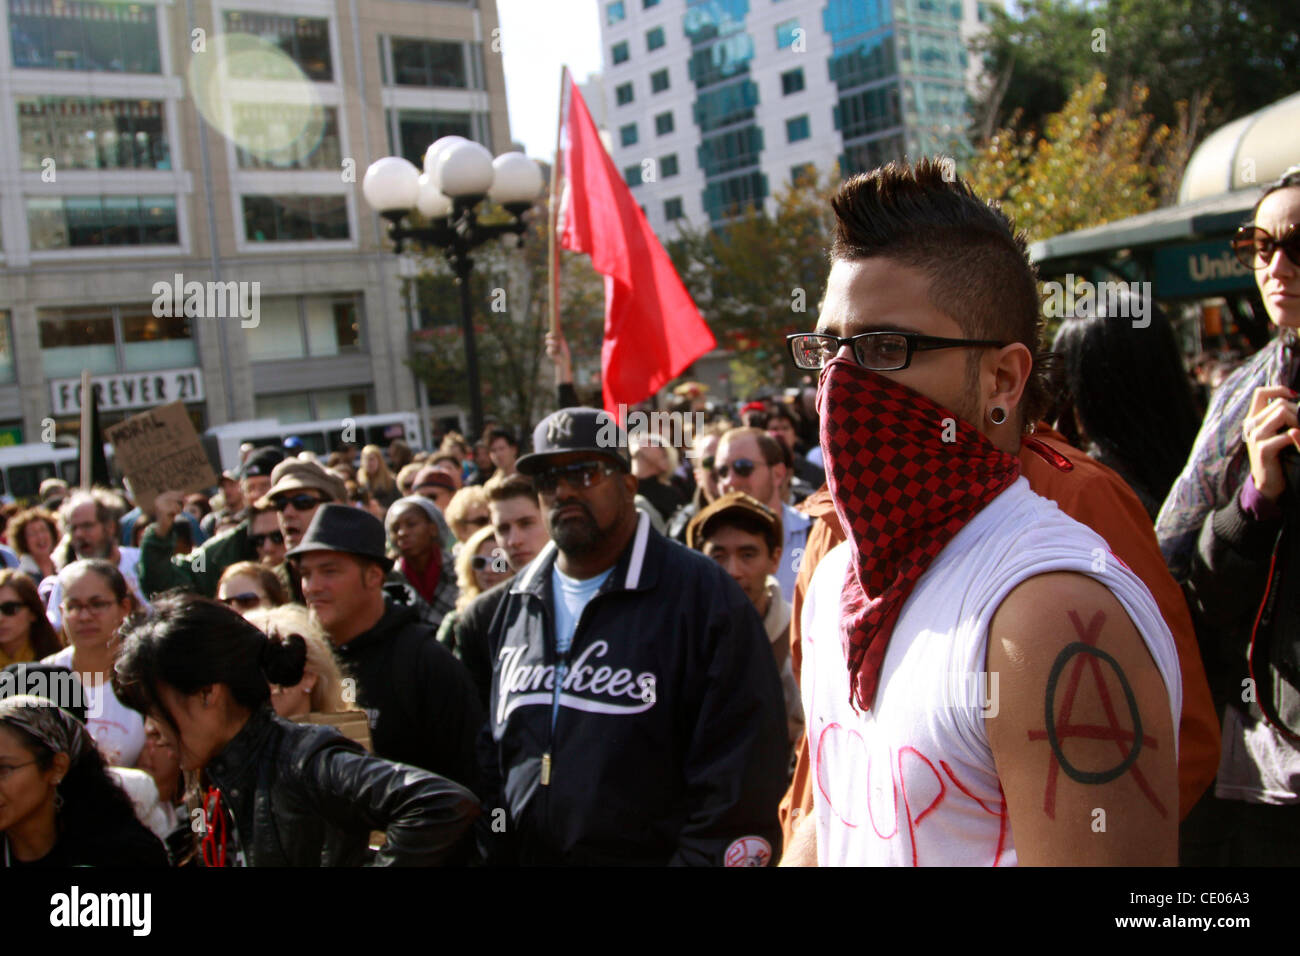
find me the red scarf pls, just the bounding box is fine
[398,546,442,603]
[817,358,1021,712]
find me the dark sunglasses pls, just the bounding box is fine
[220,592,263,610]
[249,530,285,549]
[272,493,326,513]
[0,601,29,616]
[471,554,502,572]
[1232,225,1300,270]
[715,458,760,480]
[533,461,619,495]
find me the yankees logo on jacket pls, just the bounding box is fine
[479,512,789,865]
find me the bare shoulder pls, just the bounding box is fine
[984,572,1177,865]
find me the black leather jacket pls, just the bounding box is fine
[203,706,481,866]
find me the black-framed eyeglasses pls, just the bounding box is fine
[533,461,620,496]
[716,458,760,480]
[249,530,284,549]
[272,494,326,513]
[1232,224,1300,270]
[787,331,1006,371]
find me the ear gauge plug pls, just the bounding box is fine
[989,406,1008,425]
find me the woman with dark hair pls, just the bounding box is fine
[113,592,480,866]
[5,509,58,582]
[42,560,145,768]
[0,695,168,866]
[1052,295,1203,520]
[1157,166,1300,864]
[0,570,61,666]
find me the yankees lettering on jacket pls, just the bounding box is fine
[495,639,657,725]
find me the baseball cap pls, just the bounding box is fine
[686,491,783,552]
[516,407,631,476]
[239,446,285,480]
[255,459,347,508]
[411,467,457,493]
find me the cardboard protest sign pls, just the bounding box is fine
[105,401,217,513]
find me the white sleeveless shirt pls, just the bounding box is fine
[803,478,1182,866]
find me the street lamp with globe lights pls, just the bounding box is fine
[362,137,545,438]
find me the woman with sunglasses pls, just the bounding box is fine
[0,695,168,867]
[1157,166,1300,865]
[41,560,146,769]
[216,561,288,616]
[0,570,61,667]
[435,525,510,651]
[113,591,480,866]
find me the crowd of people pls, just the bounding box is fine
[1,158,1298,867]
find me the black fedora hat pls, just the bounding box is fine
[286,503,393,572]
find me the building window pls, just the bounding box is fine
[624,165,643,187]
[664,197,683,221]
[619,123,638,147]
[386,109,479,168]
[644,0,660,7]
[702,170,768,222]
[607,1,626,24]
[791,162,815,185]
[223,12,332,82]
[256,387,370,422]
[650,68,670,93]
[786,115,811,142]
[660,153,679,177]
[646,27,665,51]
[655,111,674,135]
[616,82,635,106]
[38,305,197,379]
[246,294,363,362]
[17,98,170,171]
[387,37,470,88]
[781,68,805,95]
[776,18,801,49]
[27,195,178,250]
[242,195,350,242]
[0,312,17,385]
[611,41,629,65]
[233,104,341,170]
[8,0,161,74]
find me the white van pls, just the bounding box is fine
[0,444,83,502]
[202,413,421,473]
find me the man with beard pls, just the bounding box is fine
[789,159,1180,866]
[478,407,787,866]
[41,490,148,630]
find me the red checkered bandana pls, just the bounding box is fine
[817,357,1021,712]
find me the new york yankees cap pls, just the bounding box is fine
[516,407,631,476]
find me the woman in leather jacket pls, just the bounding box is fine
[113,591,481,866]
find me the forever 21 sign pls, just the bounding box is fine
[50,368,205,416]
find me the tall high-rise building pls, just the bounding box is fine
[597,0,999,237]
[0,0,511,446]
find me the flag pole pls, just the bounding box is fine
[547,64,569,338]
[78,369,92,489]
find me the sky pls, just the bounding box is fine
[497,0,604,160]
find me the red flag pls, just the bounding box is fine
[558,77,716,416]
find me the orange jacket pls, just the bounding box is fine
[779,428,1220,851]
